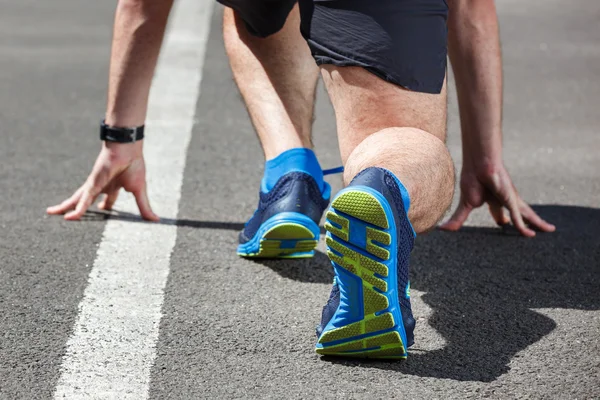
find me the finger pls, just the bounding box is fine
[46,187,84,215]
[439,200,473,231]
[98,189,120,211]
[519,201,556,232]
[64,189,98,221]
[132,185,159,222]
[505,194,536,237]
[488,200,510,226]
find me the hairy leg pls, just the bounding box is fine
[223,6,319,160]
[321,66,454,233]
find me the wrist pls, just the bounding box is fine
[102,140,143,150]
[104,112,146,128]
[102,140,143,163]
[462,145,503,175]
[461,132,503,167]
[463,155,504,179]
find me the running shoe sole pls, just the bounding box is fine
[237,212,320,259]
[316,187,408,359]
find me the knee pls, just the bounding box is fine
[342,127,455,232]
[343,127,453,185]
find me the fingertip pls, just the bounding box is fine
[512,219,536,238]
[439,221,460,231]
[145,214,160,222]
[47,206,68,215]
[534,224,555,234]
[133,188,158,222]
[140,207,160,222]
[63,212,81,221]
[528,218,556,233]
[64,207,86,221]
[523,229,536,238]
[547,224,557,232]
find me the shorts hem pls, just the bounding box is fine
[313,56,444,95]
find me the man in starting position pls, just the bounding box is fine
[48,0,554,358]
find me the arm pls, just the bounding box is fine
[440,0,555,236]
[448,0,503,170]
[106,0,173,127]
[47,0,174,221]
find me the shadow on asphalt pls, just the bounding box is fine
[253,250,334,284]
[89,205,599,382]
[317,205,600,382]
[85,209,328,234]
[86,209,335,283]
[84,209,246,231]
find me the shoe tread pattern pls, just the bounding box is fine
[317,190,406,359]
[239,223,317,258]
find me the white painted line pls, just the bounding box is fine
[54,0,213,398]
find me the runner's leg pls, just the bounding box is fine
[322,66,454,233]
[223,5,319,160]
[305,0,454,357]
[222,4,329,258]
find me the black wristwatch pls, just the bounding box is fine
[100,120,145,143]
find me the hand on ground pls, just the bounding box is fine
[440,164,555,237]
[47,141,159,221]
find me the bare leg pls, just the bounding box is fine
[225,6,327,259]
[321,66,455,233]
[223,6,319,160]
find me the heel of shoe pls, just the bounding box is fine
[237,212,319,259]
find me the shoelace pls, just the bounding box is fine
[322,166,344,176]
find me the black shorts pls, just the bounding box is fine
[217,0,448,94]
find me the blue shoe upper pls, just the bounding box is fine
[317,167,416,347]
[239,171,330,244]
[316,278,340,338]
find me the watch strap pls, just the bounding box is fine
[100,120,145,143]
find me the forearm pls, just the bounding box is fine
[105,0,174,127]
[448,0,503,172]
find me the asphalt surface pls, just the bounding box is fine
[1,0,599,399]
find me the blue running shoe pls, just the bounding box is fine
[315,167,416,359]
[237,171,331,258]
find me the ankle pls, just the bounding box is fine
[262,148,324,192]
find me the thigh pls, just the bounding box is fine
[321,66,447,164]
[299,0,449,162]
